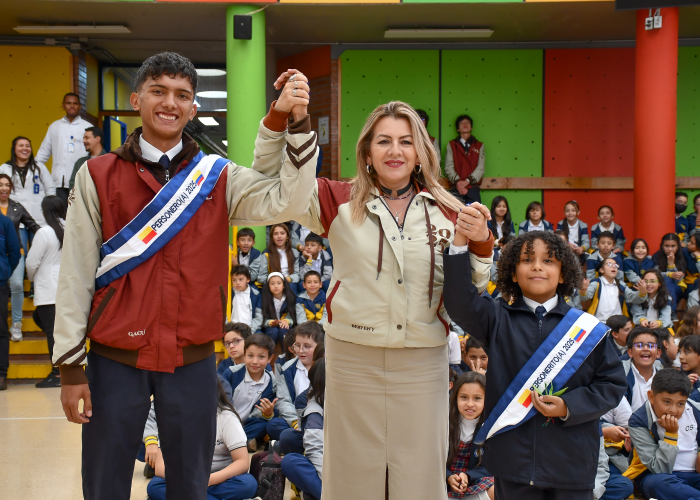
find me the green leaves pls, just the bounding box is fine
[533,382,568,398]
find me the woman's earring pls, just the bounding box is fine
[414,164,422,174]
[367,164,372,174]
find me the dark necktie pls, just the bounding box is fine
[535,305,546,323]
[158,154,171,182]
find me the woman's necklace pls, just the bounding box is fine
[380,183,413,201]
[381,196,414,225]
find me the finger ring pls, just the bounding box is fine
[466,223,471,229]
[293,89,297,97]
[289,74,297,82]
[294,81,298,88]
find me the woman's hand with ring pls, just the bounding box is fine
[454,203,491,246]
[273,69,310,122]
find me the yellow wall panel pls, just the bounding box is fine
[1,46,72,172]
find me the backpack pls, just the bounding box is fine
[251,450,285,500]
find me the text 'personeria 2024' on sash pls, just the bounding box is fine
[474,308,609,445]
[94,152,229,289]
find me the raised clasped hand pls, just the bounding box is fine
[453,202,492,247]
[273,69,310,122]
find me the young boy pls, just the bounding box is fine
[587,232,624,280]
[624,368,700,499]
[298,233,333,292]
[233,227,263,287]
[676,191,690,246]
[606,315,634,358]
[444,230,627,499]
[679,335,700,391]
[296,271,327,325]
[221,333,278,451]
[230,265,263,333]
[217,322,252,376]
[518,201,553,233]
[580,258,646,321]
[591,206,626,253]
[465,336,488,374]
[267,322,324,442]
[622,327,664,412]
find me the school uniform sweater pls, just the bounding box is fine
[683,247,700,288]
[275,358,305,427]
[443,250,627,490]
[623,256,655,285]
[590,222,626,253]
[298,249,333,283]
[556,219,591,251]
[257,247,301,286]
[620,358,664,411]
[296,290,327,325]
[676,214,690,245]
[518,219,554,234]
[624,399,700,480]
[238,247,263,285]
[689,211,699,237]
[231,285,263,333]
[579,277,646,320]
[301,397,324,479]
[263,295,295,328]
[690,289,699,309]
[446,419,493,497]
[221,363,277,423]
[629,295,673,328]
[586,251,624,281]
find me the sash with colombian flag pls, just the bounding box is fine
[94,152,229,289]
[474,308,609,445]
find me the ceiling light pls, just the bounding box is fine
[196,69,226,77]
[384,29,493,39]
[197,91,227,98]
[198,117,219,126]
[222,140,228,146]
[14,25,131,35]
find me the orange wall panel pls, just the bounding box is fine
[276,46,331,81]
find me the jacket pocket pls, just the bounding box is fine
[87,286,116,334]
[326,280,341,324]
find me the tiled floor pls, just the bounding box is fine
[0,385,295,500]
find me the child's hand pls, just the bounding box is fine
[689,373,699,385]
[634,280,647,295]
[458,473,469,491]
[470,358,486,375]
[640,319,650,327]
[624,437,632,452]
[668,251,676,264]
[256,398,278,419]
[613,248,621,254]
[651,320,663,329]
[579,279,590,294]
[602,425,629,443]
[447,474,465,493]
[145,443,158,468]
[459,337,467,353]
[659,414,679,434]
[530,391,568,418]
[231,254,238,267]
[270,319,279,327]
[280,319,290,329]
[672,271,685,281]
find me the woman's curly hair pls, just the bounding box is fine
[496,231,583,301]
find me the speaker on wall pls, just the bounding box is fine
[233,15,252,40]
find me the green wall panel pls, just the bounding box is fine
[677,47,700,178]
[441,50,543,179]
[340,50,439,178]
[481,189,542,234]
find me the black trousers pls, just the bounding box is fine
[82,351,218,500]
[0,284,10,378]
[495,478,593,500]
[33,304,58,374]
[450,185,481,205]
[55,187,70,209]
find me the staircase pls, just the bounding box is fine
[7,280,51,382]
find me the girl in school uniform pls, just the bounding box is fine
[487,196,515,243]
[447,371,494,500]
[261,271,297,349]
[652,233,687,312]
[556,200,590,263]
[629,268,674,329]
[258,223,301,291]
[518,201,553,234]
[623,238,655,285]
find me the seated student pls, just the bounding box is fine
[276,328,297,371]
[446,372,494,500]
[622,327,664,412]
[591,205,626,254]
[258,223,301,288]
[217,322,252,376]
[587,232,624,281]
[606,315,634,358]
[444,230,627,499]
[487,195,515,242]
[464,336,488,375]
[296,271,327,325]
[230,265,263,334]
[298,233,333,293]
[630,268,674,329]
[232,227,263,287]
[623,238,655,285]
[676,191,690,246]
[580,258,646,322]
[518,200,553,234]
[683,233,700,295]
[220,333,277,452]
[267,322,324,442]
[290,220,331,258]
[678,307,700,340]
[595,420,634,500]
[690,193,700,238]
[679,335,700,392]
[557,200,590,262]
[654,328,679,370]
[147,379,258,500]
[623,368,700,500]
[281,358,326,500]
[261,271,297,350]
[653,233,688,313]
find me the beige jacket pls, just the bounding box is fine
[53,115,318,372]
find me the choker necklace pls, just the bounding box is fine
[381,183,413,200]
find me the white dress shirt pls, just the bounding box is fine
[528,220,545,232]
[277,248,289,277]
[35,116,91,188]
[293,359,310,397]
[601,397,632,427]
[139,135,183,164]
[595,278,623,321]
[630,363,656,413]
[568,221,579,245]
[233,368,270,422]
[522,295,559,315]
[231,286,252,326]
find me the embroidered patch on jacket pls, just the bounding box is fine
[68,188,76,207]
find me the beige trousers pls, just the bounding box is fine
[323,334,449,500]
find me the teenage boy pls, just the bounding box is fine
[232,227,263,287]
[221,333,278,452]
[622,327,664,412]
[587,232,624,280]
[54,51,318,500]
[444,230,627,500]
[230,265,262,334]
[35,92,90,206]
[679,335,700,391]
[606,315,634,358]
[217,322,252,376]
[445,114,485,205]
[267,322,324,443]
[624,368,700,499]
[69,127,107,190]
[675,191,690,246]
[298,233,333,292]
[296,271,327,325]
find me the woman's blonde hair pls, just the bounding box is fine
[349,101,463,223]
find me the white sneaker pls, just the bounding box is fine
[10,322,22,342]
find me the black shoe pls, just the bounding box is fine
[35,372,61,388]
[143,463,155,478]
[0,377,6,391]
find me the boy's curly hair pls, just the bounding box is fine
[496,231,583,301]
